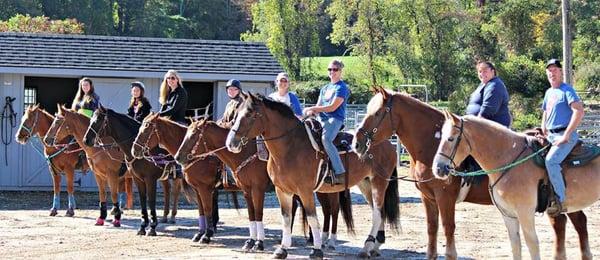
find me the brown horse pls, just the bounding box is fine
[225,93,399,259]
[16,105,90,216]
[131,112,223,243]
[44,106,127,227]
[353,87,591,260]
[433,112,598,260]
[174,118,355,251]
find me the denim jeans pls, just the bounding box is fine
[319,117,345,175]
[546,131,578,203]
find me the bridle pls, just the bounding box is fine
[19,109,40,139]
[132,119,160,158]
[435,118,473,169]
[357,96,395,148]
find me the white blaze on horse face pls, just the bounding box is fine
[366,92,384,116]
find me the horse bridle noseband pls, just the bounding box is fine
[436,118,472,169]
[358,96,395,148]
[132,120,160,157]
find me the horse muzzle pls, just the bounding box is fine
[433,163,453,179]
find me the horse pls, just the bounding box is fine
[44,105,127,227]
[225,93,399,259]
[433,111,598,260]
[83,106,193,236]
[353,87,591,260]
[174,118,354,251]
[131,112,224,243]
[16,105,90,216]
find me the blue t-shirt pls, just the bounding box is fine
[465,77,511,127]
[542,83,581,130]
[318,80,350,121]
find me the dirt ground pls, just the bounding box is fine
[1,168,599,259]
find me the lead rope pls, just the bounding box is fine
[1,97,17,165]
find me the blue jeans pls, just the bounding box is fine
[319,117,345,175]
[546,131,578,203]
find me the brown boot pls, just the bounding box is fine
[547,197,564,217]
[331,173,346,185]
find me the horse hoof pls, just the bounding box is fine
[65,208,75,217]
[49,208,58,216]
[192,232,204,242]
[137,228,146,236]
[252,240,264,251]
[273,247,288,259]
[309,248,323,259]
[200,234,211,244]
[358,251,370,258]
[159,217,168,223]
[147,229,157,236]
[242,238,255,251]
[168,218,176,224]
[110,207,121,216]
[113,219,121,227]
[95,218,105,226]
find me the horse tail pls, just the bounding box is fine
[339,188,355,235]
[383,168,400,231]
[179,177,198,204]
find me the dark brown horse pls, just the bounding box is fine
[353,87,590,260]
[44,106,127,227]
[225,93,399,259]
[83,107,193,236]
[131,112,223,243]
[174,118,355,251]
[16,105,91,216]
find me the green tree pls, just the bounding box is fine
[241,0,321,79]
[0,14,83,34]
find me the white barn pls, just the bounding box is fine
[0,32,282,191]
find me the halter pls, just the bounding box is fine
[184,123,227,166]
[436,118,473,169]
[132,120,160,158]
[358,95,395,149]
[19,108,40,139]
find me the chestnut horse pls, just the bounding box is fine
[174,118,355,251]
[433,112,598,260]
[225,93,399,259]
[44,106,127,227]
[83,107,193,236]
[354,87,590,259]
[131,112,223,243]
[16,105,91,216]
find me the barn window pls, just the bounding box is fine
[24,86,37,108]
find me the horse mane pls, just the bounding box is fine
[157,115,187,128]
[106,108,141,129]
[249,93,298,121]
[393,91,441,114]
[462,115,525,138]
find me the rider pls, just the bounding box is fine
[219,79,243,127]
[268,72,303,118]
[542,59,584,216]
[71,77,100,118]
[127,81,152,123]
[159,70,188,124]
[303,59,350,185]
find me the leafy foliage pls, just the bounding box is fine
[0,14,83,34]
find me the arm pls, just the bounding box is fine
[541,110,548,136]
[289,93,304,117]
[140,100,152,120]
[309,97,344,113]
[564,101,585,137]
[159,91,186,117]
[478,82,502,119]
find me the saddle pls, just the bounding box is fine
[303,118,353,154]
[524,128,600,168]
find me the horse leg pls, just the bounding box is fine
[65,169,76,217]
[133,176,148,236]
[519,213,540,260]
[125,176,134,209]
[50,172,61,216]
[242,190,257,251]
[160,180,170,223]
[252,186,267,251]
[192,190,206,242]
[329,193,340,250]
[567,211,592,260]
[273,188,294,259]
[107,175,122,227]
[169,178,182,224]
[359,179,386,258]
[548,214,567,260]
[94,175,108,226]
[212,189,219,229]
[438,195,458,260]
[316,193,331,249]
[147,178,159,236]
[422,198,439,260]
[298,192,324,259]
[502,215,522,259]
[199,186,215,243]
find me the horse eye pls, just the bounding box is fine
[447,137,455,142]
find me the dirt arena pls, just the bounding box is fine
[1,168,599,259]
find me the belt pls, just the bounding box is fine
[549,127,567,134]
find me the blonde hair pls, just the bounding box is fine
[159,70,183,105]
[71,77,96,110]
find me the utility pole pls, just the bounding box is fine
[562,0,572,84]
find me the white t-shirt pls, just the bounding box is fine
[268,92,291,107]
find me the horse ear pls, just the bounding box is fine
[379,86,391,100]
[57,104,63,113]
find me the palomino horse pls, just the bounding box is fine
[44,106,127,227]
[83,107,192,236]
[433,112,598,260]
[353,87,590,259]
[174,118,355,251]
[131,112,223,243]
[16,105,91,216]
[225,93,399,259]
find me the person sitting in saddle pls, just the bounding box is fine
[541,59,585,216]
[303,59,350,185]
[268,72,303,118]
[159,70,189,180]
[71,77,101,118]
[127,81,152,123]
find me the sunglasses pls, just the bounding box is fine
[327,68,340,72]
[166,76,177,80]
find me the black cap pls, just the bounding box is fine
[226,79,241,90]
[546,59,562,69]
